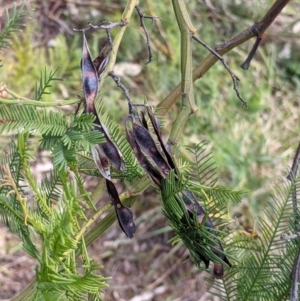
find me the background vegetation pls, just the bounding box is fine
[0,0,300,300]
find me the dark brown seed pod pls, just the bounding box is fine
[195,250,210,269]
[92,117,125,174]
[126,125,162,187]
[146,107,175,169]
[212,242,232,279]
[106,179,136,238]
[81,32,99,113]
[132,122,171,177]
[100,122,125,172]
[93,42,112,77]
[181,190,206,224]
[181,190,231,278]
[213,262,224,279]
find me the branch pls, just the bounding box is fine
[241,0,291,69]
[168,0,197,148]
[135,5,161,65]
[158,0,290,115]
[0,97,81,107]
[192,35,247,108]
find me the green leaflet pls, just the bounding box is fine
[0,105,68,136]
[34,67,62,101]
[161,170,234,274]
[208,177,300,301]
[0,1,28,51]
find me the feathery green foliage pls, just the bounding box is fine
[208,177,300,301]
[161,143,244,272]
[0,105,68,136]
[1,0,298,300]
[0,1,28,51]
[0,131,109,299]
[34,67,62,101]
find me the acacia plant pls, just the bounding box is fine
[1,1,299,301]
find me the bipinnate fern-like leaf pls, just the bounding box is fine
[186,140,218,187]
[186,142,244,226]
[187,142,243,207]
[208,177,300,301]
[0,105,68,135]
[0,106,105,170]
[161,170,233,273]
[0,1,28,51]
[0,139,24,194]
[35,177,109,300]
[39,169,62,204]
[34,67,62,101]
[0,194,40,259]
[0,140,40,258]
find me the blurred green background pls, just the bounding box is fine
[1,0,300,300]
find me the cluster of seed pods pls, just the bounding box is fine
[80,30,230,278]
[81,32,135,238]
[126,106,231,279]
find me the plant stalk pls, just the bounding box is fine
[168,0,197,147]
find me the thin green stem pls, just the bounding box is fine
[98,0,139,93]
[11,279,37,301]
[6,89,33,101]
[1,96,81,107]
[75,203,112,242]
[70,164,97,212]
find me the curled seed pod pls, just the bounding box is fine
[93,42,112,77]
[106,179,136,238]
[126,125,162,187]
[92,138,125,178]
[81,32,99,113]
[132,121,171,177]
